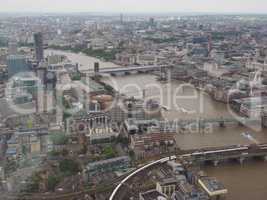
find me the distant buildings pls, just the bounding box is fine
[34,32,44,62]
[136,53,158,65]
[115,53,136,66]
[8,40,18,55]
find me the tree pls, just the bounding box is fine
[47,175,60,191]
[129,150,135,159]
[25,173,42,192]
[59,159,80,176]
[50,133,68,145]
[103,146,116,159]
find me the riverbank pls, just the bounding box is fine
[48,45,122,62]
[45,49,122,70]
[44,49,267,200]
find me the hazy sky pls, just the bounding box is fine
[0,0,267,13]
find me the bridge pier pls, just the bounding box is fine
[219,121,225,128]
[213,160,219,167]
[239,157,245,165]
[238,121,244,126]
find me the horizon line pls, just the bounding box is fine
[1,11,267,17]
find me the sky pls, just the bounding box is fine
[0,0,267,14]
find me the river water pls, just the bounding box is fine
[45,49,267,200]
[45,49,120,70]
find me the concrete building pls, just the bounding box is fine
[47,54,65,65]
[130,131,175,157]
[115,53,136,66]
[7,55,29,78]
[167,161,184,175]
[246,60,267,72]
[198,176,228,199]
[156,177,182,197]
[69,111,111,134]
[6,127,48,159]
[86,127,119,144]
[139,190,168,200]
[86,156,130,176]
[34,32,44,62]
[124,98,147,120]
[6,72,41,102]
[6,134,18,159]
[171,181,209,200]
[68,111,119,143]
[8,40,18,55]
[238,97,267,118]
[108,103,128,123]
[136,53,158,65]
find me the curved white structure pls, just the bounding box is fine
[109,155,176,200]
[110,144,267,199]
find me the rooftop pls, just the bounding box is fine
[198,176,228,197]
[140,189,167,200]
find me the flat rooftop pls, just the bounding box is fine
[140,190,167,200]
[198,176,228,197]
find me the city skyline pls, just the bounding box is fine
[1,4,267,200]
[1,0,267,14]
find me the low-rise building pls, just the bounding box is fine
[130,131,175,157]
[156,177,182,197]
[237,96,267,117]
[6,127,48,159]
[139,189,168,200]
[171,181,209,200]
[86,156,130,176]
[198,176,228,198]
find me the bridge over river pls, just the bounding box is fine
[158,117,265,130]
[81,65,172,76]
[110,143,267,200]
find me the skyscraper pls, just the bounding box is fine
[120,13,123,25]
[8,39,18,55]
[33,32,44,62]
[7,55,29,78]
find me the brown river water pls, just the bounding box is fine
[46,50,267,200]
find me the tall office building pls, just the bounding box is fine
[8,39,18,55]
[149,17,155,27]
[33,32,44,62]
[7,55,29,78]
[120,14,124,24]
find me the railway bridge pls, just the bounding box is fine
[159,117,264,130]
[82,65,172,76]
[110,143,267,200]
[179,144,267,166]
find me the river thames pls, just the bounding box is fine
[46,49,267,200]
